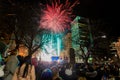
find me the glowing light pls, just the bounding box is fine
[40,0,79,32]
[57,37,60,56]
[51,56,59,61]
[40,51,52,62]
[18,44,28,57]
[38,32,64,62]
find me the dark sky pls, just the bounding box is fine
[74,0,120,40]
[0,0,119,40]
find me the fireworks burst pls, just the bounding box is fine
[40,0,79,33]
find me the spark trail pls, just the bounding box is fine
[40,0,79,33]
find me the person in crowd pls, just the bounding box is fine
[85,64,97,80]
[59,64,66,80]
[0,54,5,80]
[78,76,86,80]
[12,56,36,80]
[31,50,39,80]
[51,66,63,80]
[4,49,19,80]
[101,65,109,80]
[40,68,53,80]
[35,61,44,80]
[64,63,77,80]
[17,55,24,66]
[76,68,87,80]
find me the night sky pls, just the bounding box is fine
[0,0,120,40]
[74,0,120,40]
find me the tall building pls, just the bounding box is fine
[71,16,92,63]
[71,16,91,50]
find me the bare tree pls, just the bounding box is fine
[0,0,49,57]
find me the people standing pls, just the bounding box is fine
[51,66,63,80]
[40,68,53,80]
[12,56,36,80]
[4,49,19,80]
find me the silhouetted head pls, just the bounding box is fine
[41,68,53,80]
[51,66,59,76]
[10,49,18,55]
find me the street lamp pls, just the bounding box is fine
[93,35,106,40]
[101,35,106,38]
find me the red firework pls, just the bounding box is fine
[40,0,79,33]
